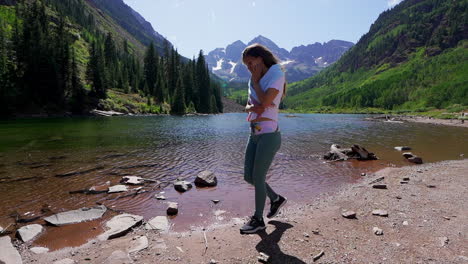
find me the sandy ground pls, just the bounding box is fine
[18,158,468,264]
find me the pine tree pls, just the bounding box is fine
[171,73,185,115]
[144,42,158,99]
[196,50,211,113]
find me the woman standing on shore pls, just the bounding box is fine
[240,44,287,234]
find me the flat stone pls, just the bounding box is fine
[174,180,192,192]
[53,259,76,264]
[121,176,145,185]
[108,185,128,193]
[394,146,411,151]
[44,205,107,226]
[17,224,43,242]
[128,236,149,253]
[372,210,389,217]
[166,202,178,216]
[341,211,357,219]
[145,216,169,231]
[104,250,132,264]
[30,247,49,254]
[372,184,387,189]
[373,227,383,235]
[194,170,218,187]
[98,214,143,241]
[0,236,22,264]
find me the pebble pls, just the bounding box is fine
[312,250,325,262]
[403,221,409,226]
[257,252,270,263]
[373,227,384,235]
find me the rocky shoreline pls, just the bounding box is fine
[3,159,465,264]
[366,114,468,128]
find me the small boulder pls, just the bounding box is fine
[394,146,411,151]
[408,156,423,164]
[402,152,414,158]
[108,185,128,193]
[145,216,169,231]
[341,211,357,219]
[17,224,43,242]
[174,180,192,192]
[194,170,218,187]
[166,202,179,216]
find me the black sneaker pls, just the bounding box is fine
[240,216,266,234]
[267,195,287,218]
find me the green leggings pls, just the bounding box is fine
[244,131,281,219]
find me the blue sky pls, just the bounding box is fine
[123,0,404,58]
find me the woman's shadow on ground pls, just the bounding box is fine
[255,220,307,264]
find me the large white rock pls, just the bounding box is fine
[145,216,169,231]
[0,236,22,264]
[30,247,49,254]
[121,176,145,185]
[98,214,143,241]
[108,185,128,193]
[44,205,107,226]
[17,224,43,242]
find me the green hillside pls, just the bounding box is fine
[284,0,468,112]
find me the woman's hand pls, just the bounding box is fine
[251,63,264,83]
[245,104,265,115]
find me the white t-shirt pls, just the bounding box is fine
[248,64,285,122]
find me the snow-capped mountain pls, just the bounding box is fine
[206,35,354,82]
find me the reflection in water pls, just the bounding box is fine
[0,114,466,237]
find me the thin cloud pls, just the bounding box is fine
[388,0,403,7]
[211,9,216,23]
[252,1,256,7]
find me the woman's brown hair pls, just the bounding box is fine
[242,43,287,99]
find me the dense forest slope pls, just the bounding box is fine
[0,0,223,116]
[284,0,468,112]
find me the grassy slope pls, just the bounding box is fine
[283,0,468,115]
[284,41,468,113]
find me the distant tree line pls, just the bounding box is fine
[0,0,223,116]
